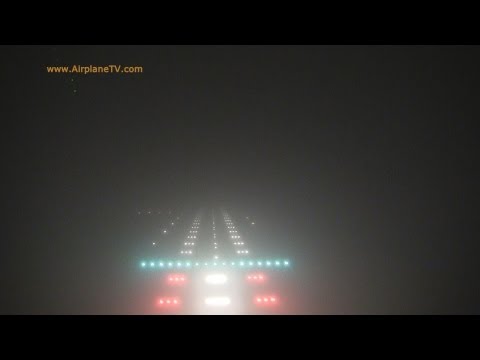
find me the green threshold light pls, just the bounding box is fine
[139,258,291,270]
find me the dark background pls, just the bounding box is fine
[1,45,478,314]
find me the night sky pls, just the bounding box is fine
[1,45,479,314]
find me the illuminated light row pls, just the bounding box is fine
[140,259,290,269]
[157,297,181,307]
[255,295,278,305]
[224,214,250,256]
[212,215,218,256]
[228,218,246,263]
[167,274,186,284]
[247,273,266,283]
[183,216,199,255]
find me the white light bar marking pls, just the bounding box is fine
[205,273,228,285]
[204,296,231,306]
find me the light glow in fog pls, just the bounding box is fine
[205,273,228,285]
[205,296,231,306]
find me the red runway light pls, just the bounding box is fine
[254,295,279,306]
[246,272,267,284]
[157,297,181,308]
[166,273,187,285]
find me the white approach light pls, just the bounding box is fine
[205,296,231,306]
[205,273,227,285]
